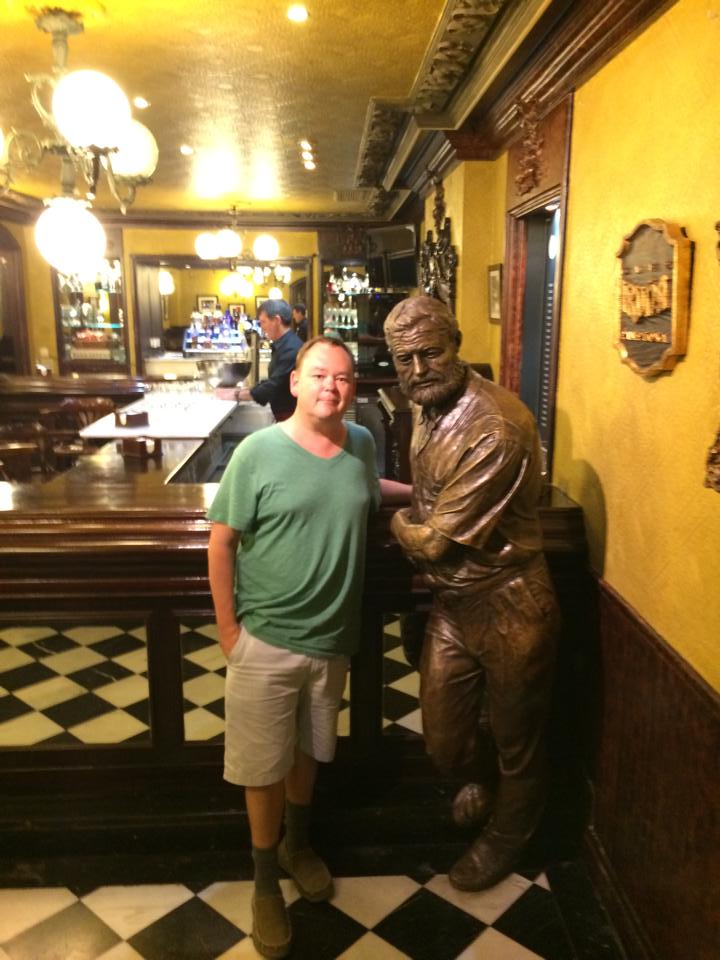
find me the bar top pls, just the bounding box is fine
[80,393,237,440]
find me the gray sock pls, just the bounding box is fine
[284,800,311,855]
[252,844,280,896]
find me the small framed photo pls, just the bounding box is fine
[228,302,246,316]
[255,295,268,315]
[487,263,503,323]
[197,295,218,312]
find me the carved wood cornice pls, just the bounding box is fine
[386,0,677,187]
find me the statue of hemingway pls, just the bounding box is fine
[384,295,560,891]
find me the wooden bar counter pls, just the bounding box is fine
[0,422,591,864]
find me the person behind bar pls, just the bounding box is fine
[384,295,560,892]
[292,302,309,342]
[207,335,409,958]
[217,299,302,422]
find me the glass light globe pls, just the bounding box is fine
[195,231,219,260]
[268,286,283,299]
[252,233,279,261]
[253,267,265,285]
[35,198,106,276]
[0,128,5,163]
[52,70,131,149]
[158,269,175,296]
[237,278,254,299]
[111,120,159,178]
[220,273,239,297]
[216,228,242,259]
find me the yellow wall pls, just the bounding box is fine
[423,156,506,376]
[555,0,720,689]
[2,220,57,371]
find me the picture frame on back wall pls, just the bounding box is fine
[488,263,503,322]
[197,295,218,312]
[228,303,246,317]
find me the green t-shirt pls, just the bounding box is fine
[207,422,380,657]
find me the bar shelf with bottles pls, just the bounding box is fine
[56,259,129,374]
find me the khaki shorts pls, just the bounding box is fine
[223,626,349,787]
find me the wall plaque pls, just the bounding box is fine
[615,220,692,377]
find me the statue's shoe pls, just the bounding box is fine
[451,782,494,828]
[278,837,334,902]
[448,829,526,891]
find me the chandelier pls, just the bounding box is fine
[0,9,158,275]
[327,266,370,299]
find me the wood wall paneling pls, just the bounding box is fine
[586,582,720,960]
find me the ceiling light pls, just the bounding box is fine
[52,69,131,149]
[237,278,255,299]
[216,227,242,259]
[35,197,106,276]
[299,139,312,151]
[268,286,283,299]
[133,96,150,110]
[253,234,280,261]
[195,231,220,260]
[287,5,309,23]
[158,269,175,296]
[180,144,194,156]
[301,150,313,161]
[111,120,159,178]
[303,159,316,170]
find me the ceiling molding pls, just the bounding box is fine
[386,0,678,179]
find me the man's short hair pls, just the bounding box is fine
[258,299,292,326]
[295,335,356,373]
[293,303,307,317]
[384,295,461,346]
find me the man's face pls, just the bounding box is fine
[388,318,464,408]
[292,309,302,325]
[258,311,283,341]
[290,342,355,421]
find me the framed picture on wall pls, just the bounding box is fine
[488,264,503,322]
[255,295,268,315]
[197,295,218,312]
[228,303,246,316]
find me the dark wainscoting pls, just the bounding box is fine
[585,581,720,960]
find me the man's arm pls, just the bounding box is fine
[390,507,453,563]
[379,478,412,504]
[208,522,242,657]
[250,339,297,405]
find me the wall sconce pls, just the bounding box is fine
[0,9,158,275]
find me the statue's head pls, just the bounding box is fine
[384,295,465,409]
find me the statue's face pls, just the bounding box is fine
[389,318,464,408]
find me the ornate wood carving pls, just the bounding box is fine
[705,427,720,493]
[413,0,509,114]
[419,175,458,310]
[514,100,544,196]
[317,226,367,261]
[355,100,407,189]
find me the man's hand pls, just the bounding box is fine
[214,387,251,401]
[390,507,452,563]
[219,624,242,659]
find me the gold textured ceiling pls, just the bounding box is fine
[0,0,448,218]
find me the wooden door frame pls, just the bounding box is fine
[0,224,30,375]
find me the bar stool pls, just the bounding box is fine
[39,397,114,472]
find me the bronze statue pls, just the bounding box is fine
[384,295,560,891]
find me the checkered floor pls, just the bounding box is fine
[0,867,584,960]
[0,620,421,747]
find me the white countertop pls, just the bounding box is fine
[79,393,239,440]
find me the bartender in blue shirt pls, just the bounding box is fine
[219,299,302,422]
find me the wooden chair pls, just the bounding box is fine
[40,397,115,472]
[0,442,39,482]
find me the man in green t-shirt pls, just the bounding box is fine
[207,335,408,958]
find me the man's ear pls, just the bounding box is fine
[454,329,462,351]
[289,369,299,397]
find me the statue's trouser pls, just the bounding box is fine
[420,554,560,842]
